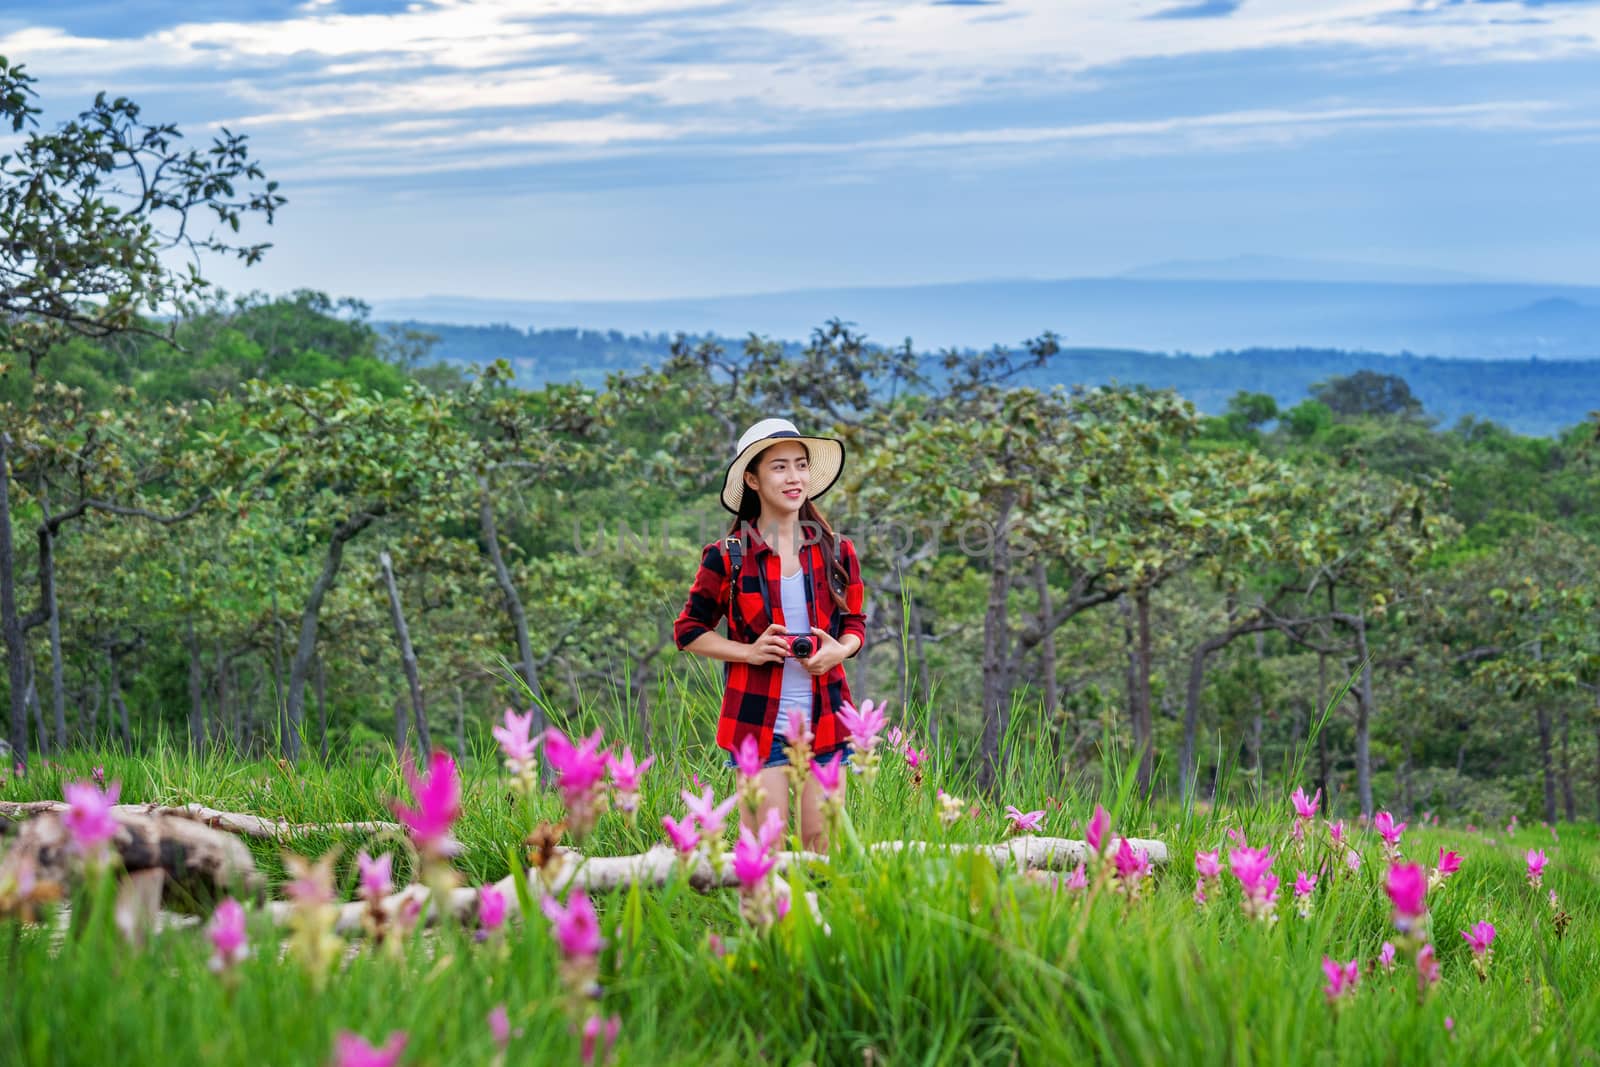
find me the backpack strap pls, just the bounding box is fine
[722,535,744,630]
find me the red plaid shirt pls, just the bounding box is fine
[673,529,866,758]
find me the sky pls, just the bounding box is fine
[3,0,1600,302]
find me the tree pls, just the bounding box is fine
[1310,371,1423,419]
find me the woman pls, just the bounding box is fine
[673,417,867,852]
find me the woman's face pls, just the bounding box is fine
[743,441,810,518]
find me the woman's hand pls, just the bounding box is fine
[800,627,847,676]
[745,623,791,666]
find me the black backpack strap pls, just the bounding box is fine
[722,536,743,630]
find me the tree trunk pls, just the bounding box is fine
[1316,653,1330,815]
[910,596,932,710]
[43,519,65,754]
[24,658,47,758]
[1034,563,1060,771]
[379,549,431,753]
[284,510,380,764]
[1535,702,1557,825]
[1181,635,1227,805]
[977,492,1015,793]
[394,691,408,755]
[1559,706,1575,824]
[1352,615,1375,817]
[478,474,545,736]
[454,686,466,763]
[1134,588,1155,797]
[0,434,31,769]
[108,648,132,752]
[185,613,207,754]
[315,652,328,763]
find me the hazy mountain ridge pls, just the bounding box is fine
[373,276,1600,361]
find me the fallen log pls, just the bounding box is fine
[0,810,263,912]
[0,801,398,840]
[264,834,1168,936]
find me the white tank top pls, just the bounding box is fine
[774,569,813,739]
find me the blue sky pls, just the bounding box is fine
[4,0,1599,301]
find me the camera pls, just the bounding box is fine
[781,633,816,658]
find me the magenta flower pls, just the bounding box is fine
[1005,805,1046,835]
[1291,787,1320,821]
[207,897,249,973]
[810,753,845,797]
[544,727,610,798]
[606,747,653,815]
[392,750,461,856]
[1086,805,1110,854]
[1321,956,1359,1003]
[1195,849,1221,878]
[732,826,779,889]
[1114,837,1151,887]
[357,851,393,901]
[1378,941,1396,971]
[682,785,738,838]
[1386,863,1428,931]
[491,708,540,766]
[478,885,507,932]
[579,1014,621,1067]
[733,735,764,779]
[1526,848,1548,888]
[1416,943,1441,989]
[332,1031,407,1067]
[837,699,888,753]
[1436,848,1462,880]
[1064,862,1088,890]
[91,765,105,787]
[1229,846,1279,921]
[1373,810,1406,854]
[488,1005,511,1051]
[904,746,928,771]
[540,889,604,961]
[1461,921,1495,957]
[756,805,785,853]
[662,814,700,857]
[1328,820,1345,846]
[62,779,121,855]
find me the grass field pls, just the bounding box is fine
[2,691,1597,1066]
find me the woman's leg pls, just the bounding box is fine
[798,770,844,854]
[741,766,791,836]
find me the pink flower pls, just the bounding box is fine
[392,750,461,856]
[837,699,888,753]
[540,889,604,961]
[1230,846,1279,920]
[1321,956,1359,1003]
[904,746,928,771]
[91,766,105,787]
[1416,943,1441,989]
[478,886,507,932]
[62,779,121,855]
[332,1031,407,1067]
[756,806,785,853]
[1064,862,1088,890]
[1114,837,1151,887]
[732,826,778,889]
[1294,871,1317,897]
[682,786,738,838]
[1344,850,1362,873]
[357,851,393,901]
[1226,827,1247,847]
[579,1014,621,1066]
[606,748,653,815]
[207,898,248,972]
[1435,848,1462,880]
[491,708,540,766]
[1005,805,1046,835]
[1195,849,1221,879]
[1526,848,1548,888]
[544,728,610,800]
[487,1005,511,1051]
[1086,805,1110,854]
[810,753,845,797]
[1374,811,1406,852]
[661,814,700,857]
[1461,921,1495,957]
[1385,863,1428,930]
[733,736,764,778]
[1378,942,1396,971]
[1292,787,1320,821]
[1328,819,1345,846]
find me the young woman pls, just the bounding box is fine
[673,417,867,853]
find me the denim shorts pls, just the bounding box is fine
[724,736,853,770]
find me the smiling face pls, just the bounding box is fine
[743,441,810,519]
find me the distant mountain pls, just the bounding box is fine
[1117,254,1494,285]
[372,276,1600,360]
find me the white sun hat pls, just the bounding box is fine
[720,417,846,514]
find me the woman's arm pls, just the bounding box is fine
[673,542,787,665]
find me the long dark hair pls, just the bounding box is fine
[726,443,849,612]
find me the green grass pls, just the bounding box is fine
[3,692,1599,1065]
